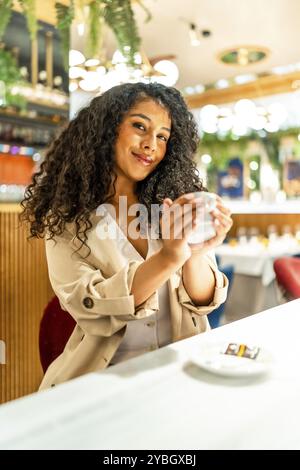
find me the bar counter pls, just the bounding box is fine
[226,200,300,237]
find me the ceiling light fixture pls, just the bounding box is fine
[189,23,201,47]
[199,99,287,135]
[69,49,179,93]
[179,18,212,47]
[218,46,270,66]
[201,30,211,37]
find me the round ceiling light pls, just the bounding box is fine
[218,46,270,66]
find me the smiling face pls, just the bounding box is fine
[114,99,171,185]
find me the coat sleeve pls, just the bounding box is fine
[45,231,159,337]
[177,251,229,316]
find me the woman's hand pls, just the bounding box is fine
[160,193,233,262]
[189,194,233,254]
[159,193,205,265]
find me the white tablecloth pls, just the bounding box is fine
[215,242,300,321]
[215,242,300,286]
[0,299,300,450]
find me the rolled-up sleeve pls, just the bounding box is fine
[177,253,228,316]
[45,233,159,337]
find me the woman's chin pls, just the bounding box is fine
[129,169,152,182]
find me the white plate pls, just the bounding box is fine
[189,341,272,378]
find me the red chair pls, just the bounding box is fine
[273,257,300,300]
[39,296,76,373]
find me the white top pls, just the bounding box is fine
[0,299,300,449]
[112,235,172,364]
[104,208,172,365]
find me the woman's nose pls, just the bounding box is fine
[141,134,157,152]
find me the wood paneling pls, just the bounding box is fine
[229,213,300,237]
[0,205,53,403]
[186,72,300,108]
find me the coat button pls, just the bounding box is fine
[83,297,94,309]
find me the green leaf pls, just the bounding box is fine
[0,48,27,110]
[198,128,300,192]
[0,48,22,83]
[0,0,13,40]
[55,1,74,70]
[86,0,104,59]
[103,0,141,65]
[18,0,38,41]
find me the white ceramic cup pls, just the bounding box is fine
[187,192,217,244]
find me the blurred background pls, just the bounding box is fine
[1,0,300,402]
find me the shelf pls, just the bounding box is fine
[0,110,66,129]
[0,141,42,151]
[27,98,69,112]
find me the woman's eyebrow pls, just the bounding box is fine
[129,113,171,133]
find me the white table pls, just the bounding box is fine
[216,241,300,286]
[215,242,300,321]
[0,299,300,450]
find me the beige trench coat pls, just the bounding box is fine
[40,211,228,390]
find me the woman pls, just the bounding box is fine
[21,82,232,389]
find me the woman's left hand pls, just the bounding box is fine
[190,195,233,253]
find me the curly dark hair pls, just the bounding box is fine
[21,82,205,248]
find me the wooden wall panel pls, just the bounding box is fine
[0,205,53,403]
[185,71,300,108]
[228,213,300,237]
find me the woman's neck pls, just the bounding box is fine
[109,175,138,207]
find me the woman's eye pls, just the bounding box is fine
[158,135,167,142]
[133,122,145,131]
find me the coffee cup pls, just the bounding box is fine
[187,192,216,244]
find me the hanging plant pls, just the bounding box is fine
[0,0,150,73]
[0,47,22,83]
[55,0,75,69]
[18,0,38,41]
[199,132,248,170]
[258,134,280,170]
[0,0,13,40]
[0,0,39,42]
[103,0,141,65]
[86,0,104,59]
[0,47,27,109]
[198,128,300,191]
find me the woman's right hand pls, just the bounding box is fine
[159,193,202,265]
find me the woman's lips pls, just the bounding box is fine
[132,152,153,166]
